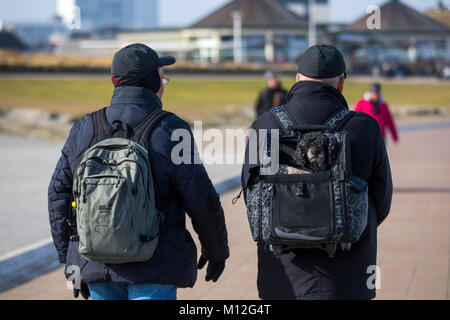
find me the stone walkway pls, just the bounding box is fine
[1,124,449,300]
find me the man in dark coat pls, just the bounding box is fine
[242,45,392,300]
[48,44,229,300]
[254,71,288,117]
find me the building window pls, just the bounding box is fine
[274,35,308,63]
[243,35,265,63]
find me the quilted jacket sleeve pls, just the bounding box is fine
[48,137,73,264]
[48,115,93,264]
[155,116,230,262]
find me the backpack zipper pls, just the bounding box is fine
[341,181,348,242]
[85,157,149,199]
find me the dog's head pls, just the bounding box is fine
[293,132,338,172]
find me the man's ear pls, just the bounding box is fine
[156,68,165,99]
[296,73,301,83]
[337,75,345,93]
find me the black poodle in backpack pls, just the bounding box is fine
[292,132,339,172]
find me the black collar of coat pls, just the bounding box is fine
[110,85,162,109]
[283,80,349,109]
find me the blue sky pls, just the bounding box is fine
[0,0,447,26]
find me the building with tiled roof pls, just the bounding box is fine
[119,0,318,64]
[343,0,449,33]
[337,0,450,75]
[191,0,306,29]
[426,1,450,29]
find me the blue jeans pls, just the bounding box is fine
[87,282,177,300]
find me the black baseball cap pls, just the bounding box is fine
[111,43,176,92]
[298,45,346,79]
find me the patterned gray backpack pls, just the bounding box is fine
[244,106,368,258]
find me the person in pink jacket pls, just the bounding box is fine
[354,83,399,143]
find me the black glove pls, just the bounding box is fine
[73,281,90,300]
[197,254,226,283]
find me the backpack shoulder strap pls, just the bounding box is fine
[133,108,173,151]
[271,105,297,136]
[89,107,112,147]
[324,109,355,132]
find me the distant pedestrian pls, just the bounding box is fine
[354,83,399,143]
[254,71,288,117]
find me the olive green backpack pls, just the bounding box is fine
[70,107,171,264]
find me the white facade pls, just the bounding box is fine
[117,27,309,65]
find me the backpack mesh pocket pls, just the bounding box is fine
[271,176,334,242]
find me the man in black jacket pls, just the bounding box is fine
[48,44,229,300]
[254,71,288,117]
[242,45,392,300]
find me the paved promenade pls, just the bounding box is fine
[1,123,449,300]
[0,135,62,256]
[0,133,242,257]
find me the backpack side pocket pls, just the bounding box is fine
[245,181,263,241]
[345,175,369,242]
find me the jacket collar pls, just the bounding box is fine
[284,80,349,109]
[110,86,162,109]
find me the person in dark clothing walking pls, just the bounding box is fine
[242,45,393,300]
[48,44,229,300]
[254,71,288,117]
